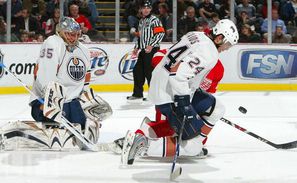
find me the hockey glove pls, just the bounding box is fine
[174,95,194,122]
[79,88,113,122]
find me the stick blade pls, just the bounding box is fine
[170,166,182,181]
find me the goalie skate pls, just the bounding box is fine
[121,130,148,165]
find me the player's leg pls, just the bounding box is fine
[191,89,225,142]
[30,99,54,122]
[121,103,205,165]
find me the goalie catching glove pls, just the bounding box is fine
[79,88,113,122]
[43,81,66,122]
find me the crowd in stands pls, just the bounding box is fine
[123,0,297,44]
[1,0,297,43]
[0,0,101,43]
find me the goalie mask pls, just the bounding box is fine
[56,17,81,50]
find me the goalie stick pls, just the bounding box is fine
[220,117,297,149]
[170,115,186,180]
[0,62,98,151]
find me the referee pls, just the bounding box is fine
[127,0,165,102]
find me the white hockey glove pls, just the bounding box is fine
[43,81,66,122]
[79,88,113,122]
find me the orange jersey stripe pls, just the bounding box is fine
[33,64,39,80]
[201,125,212,136]
[165,136,176,157]
[153,26,165,34]
[85,72,91,83]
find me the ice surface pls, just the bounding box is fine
[0,92,297,183]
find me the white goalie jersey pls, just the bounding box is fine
[148,32,219,105]
[30,34,91,104]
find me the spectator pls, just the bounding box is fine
[262,1,280,18]
[13,8,41,36]
[195,18,210,33]
[126,2,142,42]
[68,3,92,34]
[45,7,60,37]
[22,0,46,22]
[237,10,252,31]
[177,6,199,39]
[46,0,67,18]
[177,0,188,20]
[0,16,19,42]
[239,24,262,43]
[280,0,297,25]
[158,3,172,41]
[219,0,234,19]
[261,9,287,34]
[272,25,291,43]
[152,0,171,15]
[237,0,256,19]
[33,33,44,42]
[86,0,99,28]
[291,29,297,43]
[69,0,98,28]
[208,12,220,28]
[0,0,23,22]
[198,0,217,20]
[19,31,32,42]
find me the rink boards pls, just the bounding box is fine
[0,43,297,94]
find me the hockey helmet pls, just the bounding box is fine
[212,19,239,45]
[56,17,81,47]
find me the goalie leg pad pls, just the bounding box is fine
[43,81,66,122]
[0,121,81,150]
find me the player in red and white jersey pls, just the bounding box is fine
[150,48,224,138]
[121,19,238,165]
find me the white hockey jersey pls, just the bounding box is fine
[30,35,91,103]
[148,32,219,105]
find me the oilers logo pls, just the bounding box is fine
[118,51,138,81]
[89,47,109,80]
[0,50,4,79]
[67,57,86,81]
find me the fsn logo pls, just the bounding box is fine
[118,51,138,81]
[240,50,297,79]
[0,50,4,79]
[89,47,109,78]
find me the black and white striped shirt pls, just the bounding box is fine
[135,14,165,49]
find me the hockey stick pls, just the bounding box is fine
[220,117,297,149]
[0,62,98,151]
[170,115,186,180]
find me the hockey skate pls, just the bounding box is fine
[126,96,143,104]
[195,147,208,159]
[121,130,148,165]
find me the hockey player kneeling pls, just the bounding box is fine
[0,81,112,151]
[121,19,239,165]
[0,17,112,151]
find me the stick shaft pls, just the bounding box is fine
[220,117,297,149]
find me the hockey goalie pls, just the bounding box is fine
[0,17,112,151]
